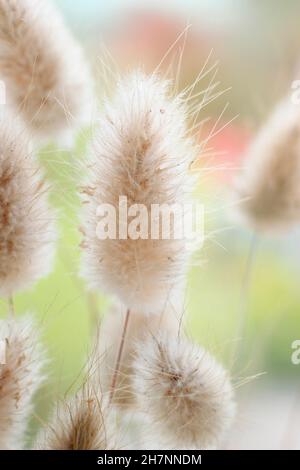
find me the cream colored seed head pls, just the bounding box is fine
[0,112,56,297]
[0,0,92,144]
[80,71,196,314]
[0,314,45,450]
[236,100,300,232]
[34,383,117,450]
[133,334,235,449]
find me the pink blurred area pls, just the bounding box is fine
[108,11,212,76]
[198,124,251,183]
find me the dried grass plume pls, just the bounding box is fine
[80,71,196,314]
[133,334,235,449]
[0,0,92,143]
[34,382,117,450]
[236,100,300,232]
[0,314,45,450]
[0,112,56,296]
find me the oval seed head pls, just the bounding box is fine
[0,0,92,144]
[0,314,45,450]
[80,71,197,314]
[0,112,56,297]
[133,334,235,449]
[236,100,300,232]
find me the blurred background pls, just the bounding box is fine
[1,0,300,449]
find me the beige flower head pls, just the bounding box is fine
[236,100,300,232]
[80,71,197,314]
[0,0,92,144]
[133,334,235,449]
[0,314,45,450]
[0,112,56,297]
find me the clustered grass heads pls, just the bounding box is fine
[236,99,300,232]
[133,334,235,449]
[0,5,238,447]
[0,314,45,450]
[0,111,56,297]
[80,70,196,314]
[98,305,181,408]
[0,0,92,144]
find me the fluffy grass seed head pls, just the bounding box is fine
[133,334,235,449]
[0,0,92,144]
[98,304,181,408]
[80,71,197,314]
[34,382,117,450]
[235,100,300,232]
[0,314,45,450]
[0,112,56,297]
